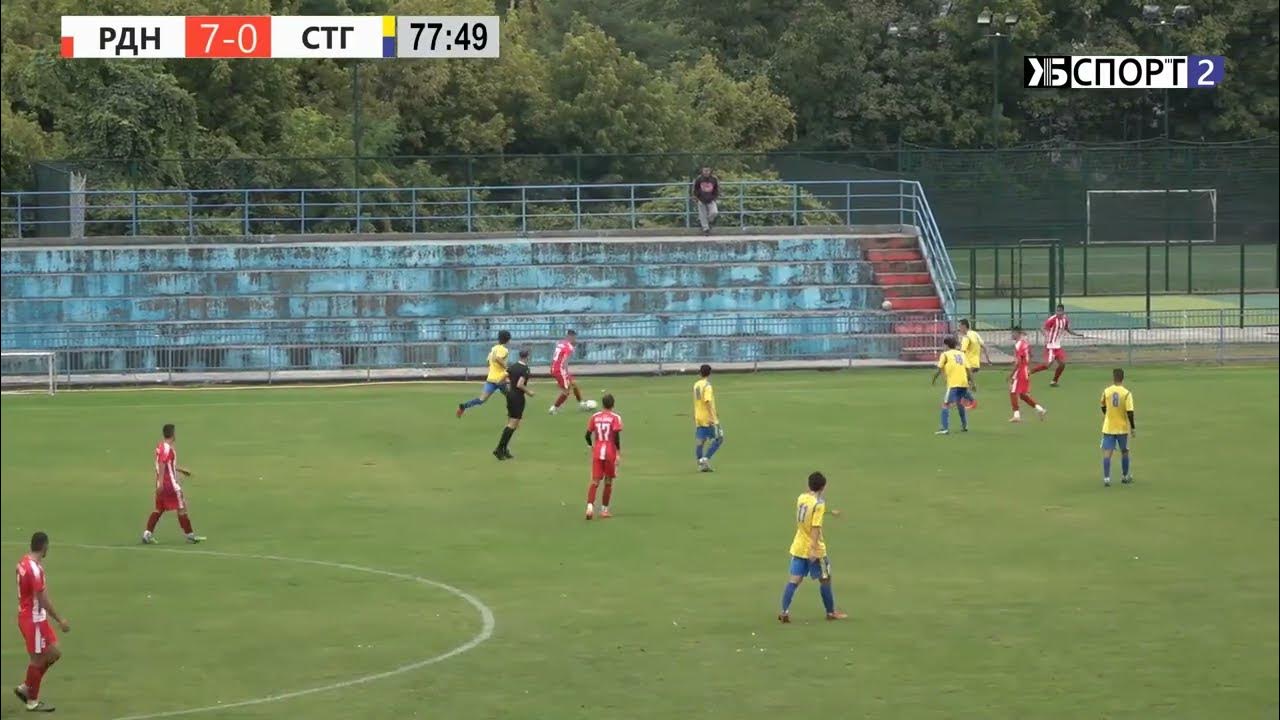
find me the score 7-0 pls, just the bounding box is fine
[184,16,271,58]
[202,22,257,53]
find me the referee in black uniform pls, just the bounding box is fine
[495,350,533,460]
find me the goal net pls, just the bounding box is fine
[1086,189,1217,245]
[1,351,57,394]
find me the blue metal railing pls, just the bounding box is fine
[1,178,958,319]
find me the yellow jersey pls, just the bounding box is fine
[937,349,969,388]
[960,330,984,369]
[693,378,718,427]
[789,492,827,558]
[1101,384,1134,434]
[486,344,510,383]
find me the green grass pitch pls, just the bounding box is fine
[1,367,1277,719]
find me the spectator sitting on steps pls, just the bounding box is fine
[691,166,720,235]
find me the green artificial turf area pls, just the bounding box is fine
[2,367,1277,719]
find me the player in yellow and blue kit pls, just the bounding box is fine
[778,472,847,622]
[931,336,972,435]
[958,318,991,408]
[692,364,723,472]
[1100,367,1136,487]
[457,330,512,418]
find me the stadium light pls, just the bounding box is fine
[1142,4,1192,139]
[887,22,922,38]
[978,9,1019,148]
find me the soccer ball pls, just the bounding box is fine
[881,300,893,311]
[584,400,599,410]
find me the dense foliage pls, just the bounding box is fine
[1,0,1276,188]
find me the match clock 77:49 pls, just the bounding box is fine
[395,16,499,58]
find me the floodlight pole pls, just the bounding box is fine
[353,62,363,187]
[1161,32,1171,140]
[990,36,1000,147]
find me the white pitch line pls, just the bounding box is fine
[0,541,496,720]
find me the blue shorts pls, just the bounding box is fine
[695,425,718,441]
[944,387,968,404]
[1101,434,1130,452]
[482,381,508,396]
[788,555,831,580]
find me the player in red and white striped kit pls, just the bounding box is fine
[1008,327,1046,423]
[584,394,623,520]
[548,330,589,414]
[142,424,205,544]
[13,532,70,713]
[1031,304,1082,386]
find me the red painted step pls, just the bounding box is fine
[883,285,938,299]
[899,349,941,361]
[884,296,942,311]
[889,319,950,334]
[868,260,929,273]
[866,248,923,263]
[876,272,933,286]
[860,236,917,249]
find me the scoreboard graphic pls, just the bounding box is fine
[60,15,499,59]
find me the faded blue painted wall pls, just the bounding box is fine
[1,236,895,371]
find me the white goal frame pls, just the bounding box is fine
[1086,188,1217,245]
[1,351,57,395]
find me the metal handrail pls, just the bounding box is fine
[3,178,926,235]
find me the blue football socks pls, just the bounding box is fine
[781,581,799,613]
[940,407,950,431]
[706,437,723,458]
[956,404,968,430]
[819,583,836,614]
[1121,453,1130,476]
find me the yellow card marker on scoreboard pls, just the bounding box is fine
[382,15,396,57]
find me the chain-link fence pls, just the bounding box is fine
[954,241,1278,323]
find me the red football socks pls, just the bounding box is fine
[1053,364,1065,382]
[25,662,45,700]
[586,481,599,504]
[572,387,583,402]
[1030,364,1048,374]
[554,394,568,409]
[178,514,194,534]
[1008,393,1020,411]
[1019,393,1039,407]
[146,511,163,532]
[602,482,613,506]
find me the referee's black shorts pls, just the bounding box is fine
[506,394,526,420]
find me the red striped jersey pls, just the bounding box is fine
[15,555,47,622]
[155,441,180,493]
[1014,338,1032,377]
[551,341,575,375]
[1043,314,1070,349]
